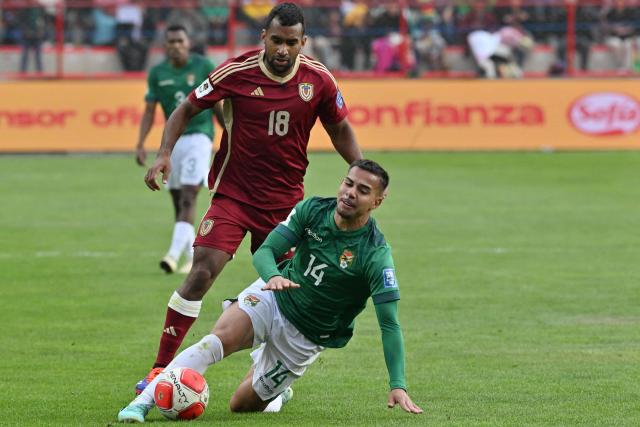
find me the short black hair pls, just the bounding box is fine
[264,2,305,33]
[165,24,189,36]
[349,159,389,192]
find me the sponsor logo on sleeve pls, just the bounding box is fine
[336,90,344,109]
[382,268,397,288]
[195,79,213,99]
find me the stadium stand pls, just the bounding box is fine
[0,0,637,78]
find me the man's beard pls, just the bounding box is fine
[336,206,356,220]
[268,56,292,74]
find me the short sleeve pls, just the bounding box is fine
[366,246,400,305]
[273,199,311,245]
[144,67,158,103]
[318,81,349,126]
[187,60,231,109]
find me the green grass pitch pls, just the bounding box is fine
[1,152,639,426]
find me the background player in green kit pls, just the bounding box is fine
[135,24,223,274]
[118,159,422,422]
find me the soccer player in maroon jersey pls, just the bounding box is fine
[135,3,362,394]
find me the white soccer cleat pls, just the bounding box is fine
[159,255,177,274]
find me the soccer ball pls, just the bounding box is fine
[154,367,209,420]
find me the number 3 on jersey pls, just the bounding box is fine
[174,91,186,109]
[268,110,290,136]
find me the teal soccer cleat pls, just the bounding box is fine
[118,403,152,423]
[281,387,294,405]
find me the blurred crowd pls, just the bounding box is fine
[2,0,640,76]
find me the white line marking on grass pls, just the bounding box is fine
[74,251,116,258]
[551,315,640,326]
[433,247,509,254]
[36,251,61,257]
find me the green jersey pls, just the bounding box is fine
[273,197,400,348]
[145,54,215,139]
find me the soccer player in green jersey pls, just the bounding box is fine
[118,159,422,422]
[135,24,222,274]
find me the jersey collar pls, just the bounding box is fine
[258,50,300,84]
[328,208,372,236]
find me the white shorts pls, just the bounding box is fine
[235,278,324,401]
[167,133,212,189]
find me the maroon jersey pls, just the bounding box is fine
[187,49,348,210]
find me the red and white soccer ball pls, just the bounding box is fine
[154,367,209,421]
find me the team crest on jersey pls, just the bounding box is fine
[339,249,354,269]
[298,83,314,102]
[199,219,214,237]
[243,294,260,307]
[186,73,195,86]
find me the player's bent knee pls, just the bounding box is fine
[178,263,216,299]
[228,395,246,413]
[211,307,253,355]
[189,261,215,279]
[185,266,213,287]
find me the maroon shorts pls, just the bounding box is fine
[194,194,294,255]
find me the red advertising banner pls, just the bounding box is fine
[1,80,639,152]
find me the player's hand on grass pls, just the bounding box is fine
[262,276,300,291]
[387,388,423,414]
[135,146,147,166]
[145,154,171,191]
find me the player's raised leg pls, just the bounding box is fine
[136,197,249,395]
[120,301,255,422]
[135,246,231,394]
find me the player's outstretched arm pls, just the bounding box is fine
[252,228,299,291]
[374,301,422,413]
[144,100,202,191]
[322,118,362,164]
[387,388,423,414]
